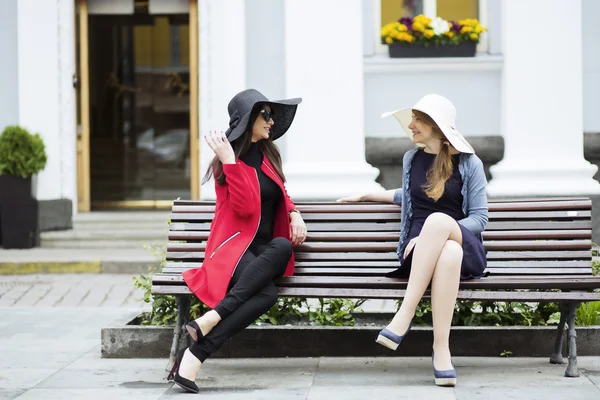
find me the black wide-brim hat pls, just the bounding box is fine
[224,89,302,142]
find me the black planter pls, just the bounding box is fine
[388,41,476,58]
[0,175,39,249]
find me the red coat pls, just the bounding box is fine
[182,155,296,309]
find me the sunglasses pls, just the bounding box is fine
[260,109,274,122]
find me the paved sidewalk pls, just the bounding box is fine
[1,275,599,399]
[0,307,599,399]
[0,274,146,308]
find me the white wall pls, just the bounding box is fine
[363,0,599,138]
[362,0,502,138]
[245,0,287,157]
[364,58,502,137]
[583,0,600,133]
[198,0,246,199]
[0,0,19,130]
[17,0,77,209]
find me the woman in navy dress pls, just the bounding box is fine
[339,94,488,387]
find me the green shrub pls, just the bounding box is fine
[0,125,48,178]
[575,302,600,326]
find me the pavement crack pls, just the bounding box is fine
[100,284,116,306]
[305,357,321,400]
[12,284,34,305]
[78,286,92,306]
[32,285,53,307]
[53,284,73,307]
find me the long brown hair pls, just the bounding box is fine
[202,108,286,186]
[413,110,455,201]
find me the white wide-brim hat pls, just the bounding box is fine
[381,94,475,154]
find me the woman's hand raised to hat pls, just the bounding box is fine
[205,130,235,164]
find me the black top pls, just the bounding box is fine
[239,141,283,245]
[410,150,464,225]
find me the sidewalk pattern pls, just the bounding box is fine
[0,275,598,399]
[0,274,145,308]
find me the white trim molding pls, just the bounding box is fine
[364,53,502,73]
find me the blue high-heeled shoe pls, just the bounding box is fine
[375,321,413,351]
[432,352,457,387]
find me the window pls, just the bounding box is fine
[375,0,488,54]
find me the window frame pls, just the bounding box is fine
[373,0,489,55]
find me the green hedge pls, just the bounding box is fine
[0,125,48,178]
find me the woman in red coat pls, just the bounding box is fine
[170,89,307,393]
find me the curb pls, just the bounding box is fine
[0,261,102,274]
[0,260,157,275]
[101,315,600,359]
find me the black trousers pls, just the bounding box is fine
[190,237,292,362]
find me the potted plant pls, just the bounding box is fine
[381,14,486,58]
[0,125,48,249]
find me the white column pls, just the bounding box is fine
[17,0,78,210]
[57,0,77,213]
[282,0,384,200]
[198,0,246,200]
[487,0,600,197]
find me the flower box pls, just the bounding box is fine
[388,41,476,58]
[381,15,485,59]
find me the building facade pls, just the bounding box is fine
[0,0,598,230]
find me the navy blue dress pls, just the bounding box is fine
[386,150,487,280]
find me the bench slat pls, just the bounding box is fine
[174,197,591,205]
[169,221,593,233]
[160,266,592,276]
[166,250,592,262]
[169,210,592,223]
[151,285,600,302]
[171,199,591,213]
[163,259,592,270]
[167,240,592,253]
[152,274,600,290]
[168,229,593,242]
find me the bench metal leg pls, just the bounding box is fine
[564,301,580,378]
[550,302,567,365]
[165,296,191,373]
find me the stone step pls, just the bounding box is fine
[73,211,171,224]
[42,229,168,241]
[72,222,170,231]
[40,239,164,250]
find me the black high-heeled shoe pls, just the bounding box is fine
[185,320,205,343]
[168,349,200,393]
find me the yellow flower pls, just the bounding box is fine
[412,21,425,32]
[398,23,408,32]
[393,32,413,43]
[470,33,478,41]
[381,22,395,36]
[461,26,473,34]
[385,36,393,44]
[424,29,435,39]
[444,31,455,38]
[413,14,432,26]
[475,25,483,34]
[400,33,414,43]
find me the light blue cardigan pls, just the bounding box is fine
[392,149,489,256]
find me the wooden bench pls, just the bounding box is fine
[152,197,600,377]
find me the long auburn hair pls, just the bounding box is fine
[413,110,455,202]
[202,108,286,186]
